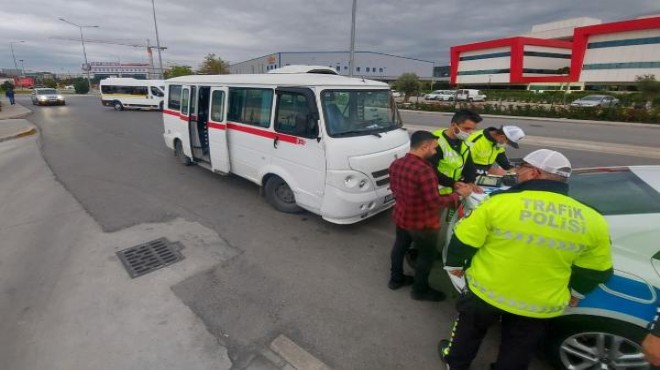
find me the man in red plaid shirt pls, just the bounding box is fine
[388,130,472,301]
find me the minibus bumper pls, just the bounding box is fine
[320,185,395,224]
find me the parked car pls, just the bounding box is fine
[444,167,660,369]
[570,94,620,107]
[31,88,65,106]
[455,89,486,102]
[391,90,402,98]
[435,90,457,101]
[424,90,445,100]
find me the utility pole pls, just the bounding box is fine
[9,41,24,76]
[348,0,357,77]
[59,18,99,92]
[151,0,164,79]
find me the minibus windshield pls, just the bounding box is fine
[321,90,402,137]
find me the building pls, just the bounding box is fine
[89,62,151,80]
[230,51,434,81]
[450,15,660,89]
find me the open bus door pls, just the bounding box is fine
[208,87,230,173]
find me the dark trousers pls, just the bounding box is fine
[8,95,15,104]
[390,226,438,293]
[444,290,547,370]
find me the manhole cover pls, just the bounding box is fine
[116,238,184,278]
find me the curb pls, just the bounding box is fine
[269,335,331,370]
[0,127,37,143]
[399,109,660,129]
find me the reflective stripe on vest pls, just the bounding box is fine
[433,129,470,194]
[467,274,566,315]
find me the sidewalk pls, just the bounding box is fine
[0,97,36,142]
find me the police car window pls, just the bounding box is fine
[569,170,660,215]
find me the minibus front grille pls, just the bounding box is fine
[372,169,390,188]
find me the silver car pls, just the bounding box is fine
[570,94,619,107]
[31,88,65,106]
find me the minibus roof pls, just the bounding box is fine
[166,73,389,88]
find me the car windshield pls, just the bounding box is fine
[39,89,57,95]
[569,169,660,215]
[321,89,402,137]
[581,96,605,101]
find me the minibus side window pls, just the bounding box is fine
[181,88,190,116]
[275,92,317,138]
[210,90,225,122]
[150,86,164,97]
[168,85,182,110]
[228,88,273,128]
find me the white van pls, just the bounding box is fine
[455,89,486,102]
[100,78,165,111]
[162,69,410,224]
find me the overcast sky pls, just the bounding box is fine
[1,0,658,74]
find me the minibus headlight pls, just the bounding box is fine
[345,175,357,188]
[358,179,368,188]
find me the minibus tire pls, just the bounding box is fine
[113,101,124,111]
[265,176,303,214]
[159,102,164,111]
[174,140,192,166]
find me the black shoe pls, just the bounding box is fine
[438,339,450,363]
[388,275,414,290]
[411,288,446,302]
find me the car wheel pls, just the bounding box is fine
[174,139,192,166]
[545,316,650,370]
[113,101,124,111]
[265,176,303,214]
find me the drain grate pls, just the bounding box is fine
[116,238,184,278]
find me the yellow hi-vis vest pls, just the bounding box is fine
[468,129,504,167]
[433,129,470,194]
[453,188,612,318]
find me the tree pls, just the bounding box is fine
[1,80,14,91]
[73,78,89,94]
[44,80,58,89]
[636,74,659,109]
[164,65,193,79]
[198,53,229,75]
[395,73,420,102]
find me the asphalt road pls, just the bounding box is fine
[15,94,660,369]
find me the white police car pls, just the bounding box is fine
[450,166,660,369]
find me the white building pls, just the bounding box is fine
[230,51,434,81]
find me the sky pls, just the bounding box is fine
[1,0,658,74]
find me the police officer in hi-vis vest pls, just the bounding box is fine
[463,125,525,182]
[439,149,613,370]
[427,110,483,253]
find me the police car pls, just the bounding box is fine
[452,166,660,369]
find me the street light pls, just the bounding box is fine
[59,18,99,92]
[348,0,357,77]
[151,0,164,79]
[19,59,25,76]
[9,41,24,76]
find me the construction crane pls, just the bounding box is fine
[51,37,167,78]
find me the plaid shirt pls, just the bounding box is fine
[389,153,460,230]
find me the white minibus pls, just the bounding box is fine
[162,69,410,224]
[100,78,165,111]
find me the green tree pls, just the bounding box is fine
[164,65,193,79]
[44,80,58,89]
[198,53,229,75]
[74,78,89,94]
[636,74,659,109]
[395,73,420,102]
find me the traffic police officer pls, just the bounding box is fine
[463,125,525,182]
[439,149,613,370]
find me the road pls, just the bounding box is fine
[8,94,660,369]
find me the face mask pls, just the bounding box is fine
[454,127,471,141]
[496,142,507,148]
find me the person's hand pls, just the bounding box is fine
[454,182,472,198]
[471,183,484,194]
[568,296,581,307]
[446,268,464,278]
[642,333,660,366]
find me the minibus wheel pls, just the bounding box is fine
[265,176,303,213]
[113,101,124,111]
[174,140,192,166]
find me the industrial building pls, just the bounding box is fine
[229,51,434,81]
[450,15,660,89]
[89,62,151,80]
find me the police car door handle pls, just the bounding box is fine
[273,136,279,149]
